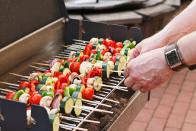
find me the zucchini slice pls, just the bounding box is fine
[64,87,70,97]
[93,77,102,91]
[60,97,74,114]
[13,90,25,100]
[69,84,77,96]
[119,55,126,70]
[74,99,83,116]
[102,62,110,79]
[114,62,122,77]
[49,114,60,131]
[63,68,71,75]
[40,96,53,107]
[76,84,85,92]
[72,91,82,99]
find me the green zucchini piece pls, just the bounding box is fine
[49,114,60,131]
[64,61,70,68]
[72,91,82,99]
[114,62,122,77]
[36,84,45,91]
[40,76,49,84]
[13,90,25,100]
[102,62,110,79]
[93,77,102,91]
[63,68,71,76]
[73,99,83,116]
[76,84,85,92]
[60,97,74,114]
[69,85,77,96]
[64,87,70,97]
[59,65,64,72]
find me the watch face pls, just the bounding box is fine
[166,50,180,65]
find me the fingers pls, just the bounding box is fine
[132,84,142,91]
[124,76,134,88]
[133,44,142,58]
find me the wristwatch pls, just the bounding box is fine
[164,42,187,71]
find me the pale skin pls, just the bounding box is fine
[124,0,196,92]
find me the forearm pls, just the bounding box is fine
[178,31,196,66]
[152,1,196,46]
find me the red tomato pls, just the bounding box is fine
[69,62,80,73]
[29,80,39,92]
[53,72,63,78]
[82,88,94,100]
[58,75,68,83]
[19,81,29,89]
[101,49,108,55]
[110,56,116,63]
[113,48,121,54]
[67,58,77,62]
[82,76,88,86]
[110,40,116,48]
[54,79,61,90]
[6,91,15,100]
[55,89,64,96]
[102,39,112,47]
[29,93,42,105]
[115,42,123,48]
[80,55,89,62]
[84,46,91,56]
[87,70,96,78]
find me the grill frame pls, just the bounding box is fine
[0,18,149,131]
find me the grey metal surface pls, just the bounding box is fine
[0,0,63,49]
[65,0,146,10]
[0,18,148,131]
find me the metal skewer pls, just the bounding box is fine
[60,116,100,124]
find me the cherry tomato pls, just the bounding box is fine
[58,75,68,83]
[101,49,108,55]
[53,72,63,78]
[110,56,116,63]
[102,39,111,47]
[82,76,88,86]
[84,46,91,56]
[82,88,94,100]
[54,79,61,90]
[29,93,42,105]
[87,70,96,78]
[19,81,29,89]
[110,40,116,48]
[69,62,80,73]
[115,42,123,48]
[113,48,121,54]
[29,80,39,92]
[6,91,15,100]
[80,55,89,62]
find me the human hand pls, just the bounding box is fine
[124,47,174,92]
[132,34,167,58]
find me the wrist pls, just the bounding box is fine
[177,40,194,66]
[164,42,188,71]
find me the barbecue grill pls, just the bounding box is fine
[0,0,149,131]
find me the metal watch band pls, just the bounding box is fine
[164,42,187,71]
